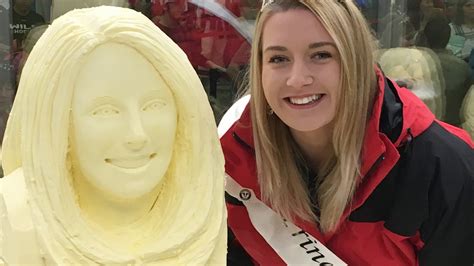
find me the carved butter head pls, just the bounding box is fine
[70,42,177,199]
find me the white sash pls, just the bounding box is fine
[226,174,347,266]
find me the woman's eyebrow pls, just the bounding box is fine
[308,42,337,49]
[263,42,337,53]
[263,45,287,53]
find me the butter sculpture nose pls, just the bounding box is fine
[124,113,148,151]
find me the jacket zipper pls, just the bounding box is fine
[232,132,254,151]
[363,154,386,180]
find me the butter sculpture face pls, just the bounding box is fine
[0,6,226,265]
[71,43,177,200]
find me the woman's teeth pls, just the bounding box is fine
[289,94,323,105]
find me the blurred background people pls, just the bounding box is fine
[51,0,129,19]
[155,0,210,70]
[378,11,418,48]
[448,0,474,60]
[424,15,472,125]
[10,0,45,52]
[444,0,458,22]
[12,24,48,88]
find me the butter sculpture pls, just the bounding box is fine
[0,6,226,265]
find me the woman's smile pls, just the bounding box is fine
[285,93,326,109]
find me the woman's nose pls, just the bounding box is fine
[286,60,314,88]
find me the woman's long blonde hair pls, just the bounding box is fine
[250,0,377,233]
[2,6,225,264]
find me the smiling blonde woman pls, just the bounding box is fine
[220,0,474,265]
[0,6,226,265]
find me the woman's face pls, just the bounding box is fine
[71,43,177,199]
[167,2,185,21]
[261,8,341,132]
[445,1,457,21]
[420,0,443,17]
[420,0,434,10]
[463,1,474,21]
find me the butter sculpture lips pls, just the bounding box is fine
[105,153,157,169]
[0,6,226,265]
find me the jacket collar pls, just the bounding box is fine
[359,67,400,177]
[231,101,254,150]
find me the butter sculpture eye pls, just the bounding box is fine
[91,105,120,116]
[142,100,166,111]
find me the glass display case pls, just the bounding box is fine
[0,0,472,145]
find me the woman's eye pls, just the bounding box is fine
[312,52,332,61]
[142,100,166,111]
[268,55,288,64]
[91,105,120,117]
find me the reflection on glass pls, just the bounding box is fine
[51,0,129,19]
[1,0,473,142]
[424,15,472,126]
[11,0,45,51]
[14,24,47,86]
[149,0,253,121]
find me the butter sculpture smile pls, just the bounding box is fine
[106,153,156,170]
[0,6,226,265]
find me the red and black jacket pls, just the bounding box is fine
[220,69,474,266]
